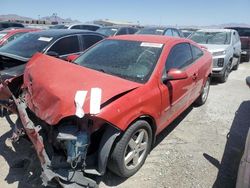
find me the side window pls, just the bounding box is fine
[71,25,81,29]
[165,43,193,71]
[81,25,99,31]
[116,28,127,35]
[191,45,203,61]
[128,28,138,34]
[164,29,173,36]
[81,35,103,50]
[48,35,80,55]
[172,29,180,37]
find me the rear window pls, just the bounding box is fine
[137,28,164,35]
[96,28,118,36]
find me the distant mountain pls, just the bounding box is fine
[0,14,33,21]
[0,14,80,24]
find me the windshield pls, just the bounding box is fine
[0,32,7,40]
[0,33,54,58]
[96,28,118,36]
[74,39,163,83]
[136,28,165,35]
[190,31,231,45]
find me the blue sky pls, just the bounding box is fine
[1,0,250,26]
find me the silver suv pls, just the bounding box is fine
[189,29,241,82]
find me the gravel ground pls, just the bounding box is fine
[0,61,249,188]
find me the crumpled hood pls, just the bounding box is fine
[23,53,141,125]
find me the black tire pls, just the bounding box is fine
[108,120,152,178]
[219,62,231,83]
[194,77,210,106]
[232,57,240,70]
[246,54,250,62]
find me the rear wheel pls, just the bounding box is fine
[108,120,152,177]
[194,77,210,106]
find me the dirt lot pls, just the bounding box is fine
[0,61,250,188]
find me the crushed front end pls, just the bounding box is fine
[10,90,120,188]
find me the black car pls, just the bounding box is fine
[96,26,139,36]
[0,21,24,31]
[0,29,105,80]
[136,27,184,38]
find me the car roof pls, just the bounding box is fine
[27,29,102,37]
[100,26,135,29]
[225,27,250,29]
[66,23,101,27]
[141,26,177,30]
[1,28,39,34]
[109,34,188,44]
[197,29,233,33]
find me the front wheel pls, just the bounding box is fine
[108,120,152,177]
[232,57,240,70]
[194,77,210,106]
[219,63,231,83]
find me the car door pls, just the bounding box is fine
[232,31,241,65]
[190,44,206,102]
[158,42,196,130]
[46,35,81,59]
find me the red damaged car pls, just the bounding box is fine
[5,35,212,187]
[0,28,39,47]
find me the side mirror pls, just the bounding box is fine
[163,68,188,82]
[46,51,59,58]
[66,54,80,62]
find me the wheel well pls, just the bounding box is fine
[133,115,157,149]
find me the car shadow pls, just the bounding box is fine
[203,100,250,188]
[0,122,44,188]
[97,105,193,187]
[0,106,194,188]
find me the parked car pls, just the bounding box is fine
[0,29,105,80]
[0,21,24,31]
[189,29,241,82]
[49,23,101,31]
[2,35,212,186]
[180,28,198,38]
[96,26,139,36]
[0,28,40,47]
[136,27,184,37]
[225,27,250,62]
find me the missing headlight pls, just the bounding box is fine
[56,125,89,169]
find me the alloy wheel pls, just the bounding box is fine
[124,129,149,170]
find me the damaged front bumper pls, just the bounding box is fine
[12,96,120,187]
